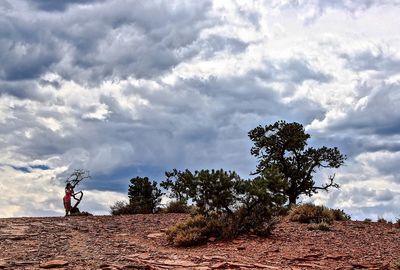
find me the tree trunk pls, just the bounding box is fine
[288,193,297,205]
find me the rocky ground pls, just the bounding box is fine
[0,213,399,269]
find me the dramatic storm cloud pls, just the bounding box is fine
[1,0,399,220]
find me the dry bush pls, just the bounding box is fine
[166,215,223,246]
[166,207,279,246]
[110,201,132,215]
[165,201,190,213]
[363,218,372,223]
[377,217,387,223]
[288,204,334,224]
[231,205,279,237]
[308,222,331,231]
[330,208,351,221]
[391,257,400,270]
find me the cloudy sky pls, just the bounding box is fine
[1,0,400,220]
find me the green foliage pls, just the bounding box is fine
[165,200,191,213]
[288,203,334,224]
[161,169,194,203]
[308,222,331,231]
[162,169,241,215]
[128,176,163,214]
[165,168,287,245]
[233,168,287,236]
[330,208,351,221]
[110,200,132,215]
[248,120,346,204]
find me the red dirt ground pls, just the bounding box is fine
[0,213,399,269]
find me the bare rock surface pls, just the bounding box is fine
[0,214,399,269]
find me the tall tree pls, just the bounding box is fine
[248,120,346,204]
[128,176,163,214]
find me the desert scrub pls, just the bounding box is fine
[330,208,351,221]
[377,217,387,223]
[110,201,132,215]
[308,222,331,231]
[166,215,223,246]
[391,257,400,270]
[363,218,372,223]
[164,200,191,213]
[288,204,334,224]
[167,208,279,246]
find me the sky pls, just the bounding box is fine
[1,0,400,220]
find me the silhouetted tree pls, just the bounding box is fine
[161,169,194,203]
[65,169,91,212]
[162,169,241,215]
[128,176,162,214]
[248,120,346,204]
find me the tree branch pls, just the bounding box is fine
[313,174,339,191]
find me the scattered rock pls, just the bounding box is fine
[252,263,280,269]
[146,233,165,239]
[39,260,69,268]
[0,214,399,269]
[157,259,197,267]
[211,262,227,269]
[293,263,326,269]
[325,254,350,260]
[351,262,372,269]
[14,261,37,266]
[203,255,226,261]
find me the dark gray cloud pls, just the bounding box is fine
[1,0,400,219]
[324,82,400,137]
[340,50,400,76]
[0,80,44,101]
[28,0,104,12]
[0,0,216,88]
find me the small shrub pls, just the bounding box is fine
[331,208,351,221]
[391,257,400,270]
[308,222,331,231]
[110,201,132,215]
[363,218,372,223]
[231,205,279,237]
[167,207,279,246]
[167,215,222,246]
[396,218,400,226]
[288,204,334,224]
[165,200,190,213]
[377,217,387,223]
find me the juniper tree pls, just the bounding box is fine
[128,176,163,214]
[161,169,194,203]
[248,120,346,205]
[162,169,241,215]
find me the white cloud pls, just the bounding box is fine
[0,166,126,217]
